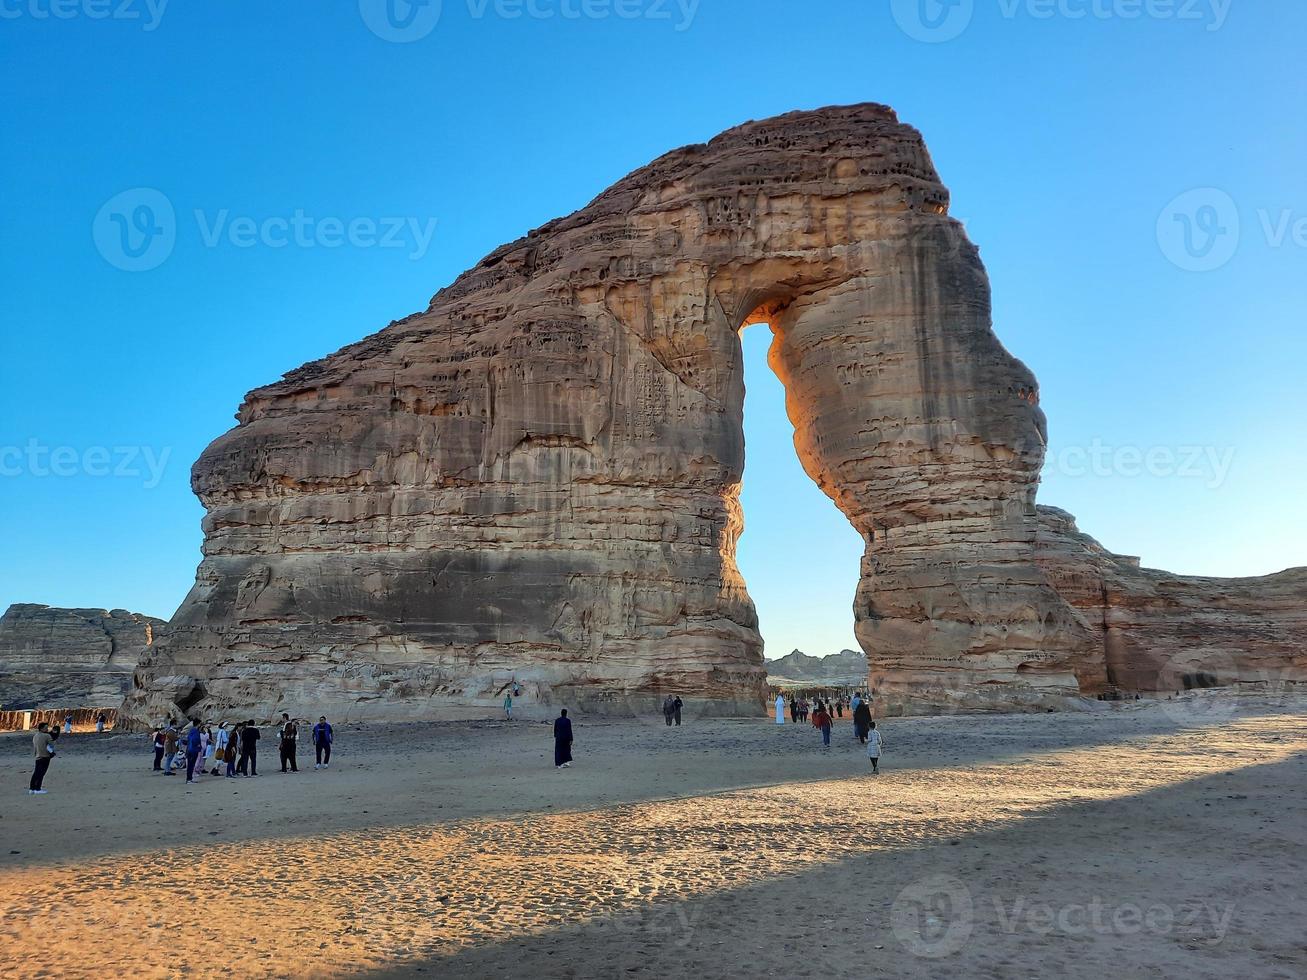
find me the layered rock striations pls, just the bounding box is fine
[123,103,1304,723]
[0,604,163,709]
[1035,507,1307,696]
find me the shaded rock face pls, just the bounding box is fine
[0,604,163,710]
[122,103,1303,724]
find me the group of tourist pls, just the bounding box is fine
[772,690,884,773]
[26,693,883,796]
[149,714,335,784]
[782,694,857,724]
[660,695,685,726]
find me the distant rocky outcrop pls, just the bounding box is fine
[766,649,869,688]
[0,604,164,709]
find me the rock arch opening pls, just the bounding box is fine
[733,311,863,669]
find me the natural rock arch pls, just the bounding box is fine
[124,104,1304,724]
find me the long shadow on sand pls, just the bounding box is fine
[358,749,1307,980]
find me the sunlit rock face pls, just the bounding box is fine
[0,604,163,709]
[121,103,1302,724]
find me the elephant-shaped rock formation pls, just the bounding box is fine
[122,104,1304,724]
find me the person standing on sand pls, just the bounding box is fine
[812,702,832,749]
[312,716,333,769]
[866,721,883,774]
[29,722,58,794]
[227,722,243,778]
[151,725,166,771]
[852,698,872,745]
[211,723,229,776]
[163,720,179,776]
[238,720,260,776]
[662,695,675,726]
[504,692,513,721]
[184,719,204,784]
[195,724,210,780]
[775,694,785,724]
[673,696,683,726]
[279,714,299,773]
[95,713,106,733]
[553,709,573,769]
[63,714,73,735]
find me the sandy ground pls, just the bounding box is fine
[1,695,1305,979]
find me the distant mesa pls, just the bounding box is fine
[0,604,163,711]
[765,649,869,688]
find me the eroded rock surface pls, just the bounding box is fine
[0,604,163,709]
[1035,507,1307,695]
[122,104,1304,724]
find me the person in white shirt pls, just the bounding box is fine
[866,721,883,775]
[210,723,230,775]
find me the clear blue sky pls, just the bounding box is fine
[2,1,1303,662]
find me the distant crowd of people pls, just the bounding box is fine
[26,686,887,795]
[148,714,335,783]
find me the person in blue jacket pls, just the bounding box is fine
[312,716,333,769]
[184,720,204,784]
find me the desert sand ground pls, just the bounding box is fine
[1,695,1305,979]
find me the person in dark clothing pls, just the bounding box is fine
[226,722,243,778]
[279,713,298,773]
[852,699,873,744]
[184,719,204,783]
[789,698,798,724]
[661,695,675,726]
[151,726,166,771]
[312,716,333,769]
[672,696,683,726]
[553,709,573,769]
[238,720,260,776]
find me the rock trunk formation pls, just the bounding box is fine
[123,104,1304,724]
[0,604,163,709]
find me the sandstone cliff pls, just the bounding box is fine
[0,604,163,709]
[1035,507,1307,695]
[122,104,1304,724]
